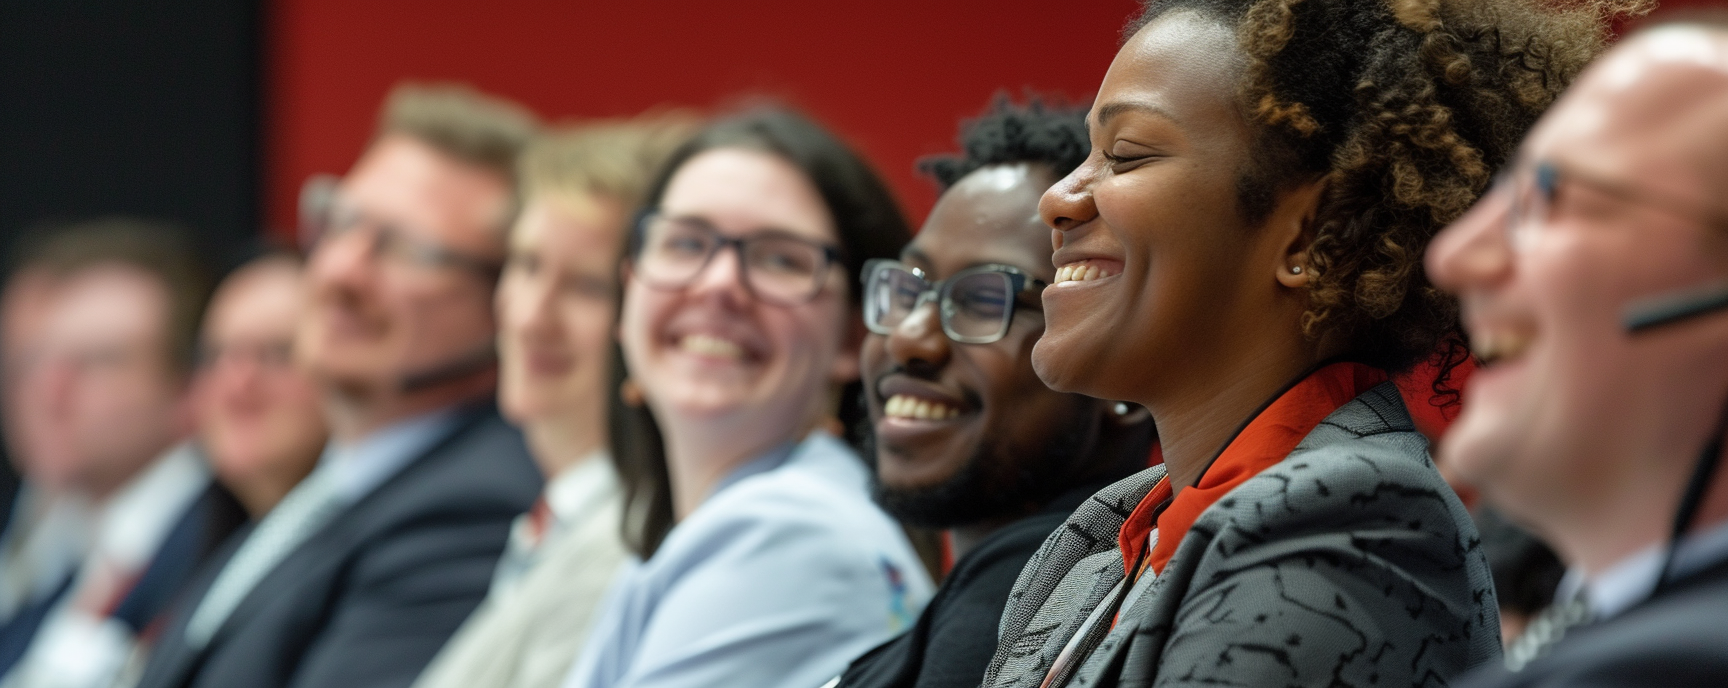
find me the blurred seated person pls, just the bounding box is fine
[559,109,932,688]
[834,97,1155,688]
[192,252,327,517]
[415,113,696,688]
[0,259,90,676]
[135,83,543,688]
[1429,20,1728,687]
[0,220,246,688]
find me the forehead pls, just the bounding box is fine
[1095,11,1246,133]
[1524,28,1728,203]
[341,135,513,252]
[45,265,169,345]
[659,147,837,243]
[206,263,302,342]
[511,194,626,254]
[910,164,1053,274]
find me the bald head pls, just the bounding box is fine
[1427,20,1728,574]
[1529,24,1728,214]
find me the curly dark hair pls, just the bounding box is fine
[917,94,1091,191]
[1124,0,1648,387]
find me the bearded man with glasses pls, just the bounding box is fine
[136,83,544,688]
[1430,20,1728,688]
[830,98,1154,688]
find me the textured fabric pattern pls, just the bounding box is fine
[984,382,1500,688]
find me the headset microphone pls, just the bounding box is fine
[398,346,499,393]
[1623,280,1728,595]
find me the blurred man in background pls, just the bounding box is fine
[1429,20,1728,686]
[0,220,246,688]
[192,252,327,517]
[137,82,544,688]
[0,259,87,677]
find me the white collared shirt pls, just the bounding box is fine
[1,443,211,688]
[489,452,618,592]
[1558,518,1728,621]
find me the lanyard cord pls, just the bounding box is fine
[1655,391,1728,595]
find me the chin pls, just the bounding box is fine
[1031,334,1112,398]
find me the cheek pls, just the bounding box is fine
[619,284,672,373]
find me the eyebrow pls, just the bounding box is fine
[1090,100,1179,133]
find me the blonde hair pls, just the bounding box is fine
[517,112,700,214]
[378,81,541,181]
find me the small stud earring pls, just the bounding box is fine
[1290,266,1304,275]
[1114,402,1131,416]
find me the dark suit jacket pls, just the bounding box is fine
[838,484,1105,688]
[1459,556,1728,688]
[136,403,542,688]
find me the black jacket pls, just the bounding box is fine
[838,484,1105,688]
[136,403,541,688]
[1458,555,1728,688]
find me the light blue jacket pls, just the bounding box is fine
[562,431,933,688]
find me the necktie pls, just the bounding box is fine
[182,468,345,649]
[1503,597,1590,672]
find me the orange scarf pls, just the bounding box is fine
[1119,362,1389,577]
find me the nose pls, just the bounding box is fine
[884,299,950,374]
[306,227,377,298]
[687,243,753,306]
[506,270,561,340]
[1039,154,1102,249]
[1429,190,1516,295]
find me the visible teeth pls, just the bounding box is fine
[883,394,960,421]
[679,334,743,359]
[1055,262,1114,284]
[1470,331,1531,365]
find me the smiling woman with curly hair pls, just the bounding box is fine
[977,1,1646,687]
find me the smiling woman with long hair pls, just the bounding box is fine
[560,108,932,688]
[978,1,1642,687]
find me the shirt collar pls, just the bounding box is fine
[318,407,464,504]
[542,450,619,527]
[1561,517,1728,621]
[1120,362,1389,576]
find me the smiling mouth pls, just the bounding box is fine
[883,394,962,421]
[1054,260,1117,285]
[1471,331,1532,366]
[678,333,744,360]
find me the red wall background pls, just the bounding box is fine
[264,0,1142,237]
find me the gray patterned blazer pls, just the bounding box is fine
[981,382,1500,688]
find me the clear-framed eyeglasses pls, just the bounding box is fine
[862,259,1044,345]
[1500,160,1728,251]
[298,174,503,280]
[632,212,844,305]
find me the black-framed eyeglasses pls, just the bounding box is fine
[299,174,503,279]
[1501,160,1728,250]
[861,259,1044,344]
[633,212,844,305]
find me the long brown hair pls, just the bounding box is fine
[608,107,912,559]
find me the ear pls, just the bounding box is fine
[1271,175,1330,289]
[830,307,867,384]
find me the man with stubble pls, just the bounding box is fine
[137,83,544,688]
